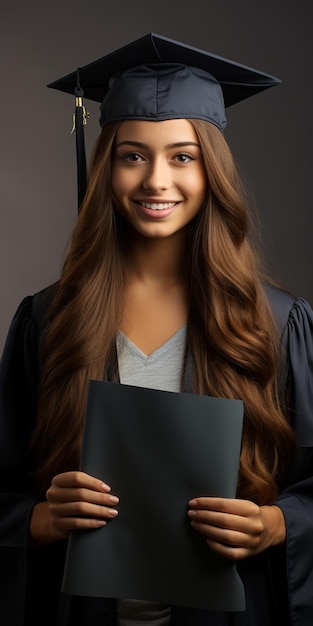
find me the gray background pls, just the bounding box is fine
[1,0,312,355]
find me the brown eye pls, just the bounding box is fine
[123,152,144,162]
[175,153,194,163]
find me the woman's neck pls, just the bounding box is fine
[120,227,190,353]
[125,227,190,287]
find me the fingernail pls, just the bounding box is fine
[109,495,119,504]
[101,483,111,492]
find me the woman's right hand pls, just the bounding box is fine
[29,471,119,545]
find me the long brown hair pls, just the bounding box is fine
[31,119,296,502]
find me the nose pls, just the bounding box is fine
[142,157,171,191]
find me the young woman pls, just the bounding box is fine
[1,34,312,626]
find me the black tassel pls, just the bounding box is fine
[72,69,88,212]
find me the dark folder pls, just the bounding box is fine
[62,380,245,611]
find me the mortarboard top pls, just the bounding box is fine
[48,32,281,128]
[47,33,281,209]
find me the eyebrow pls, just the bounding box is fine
[115,140,201,149]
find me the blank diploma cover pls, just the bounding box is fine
[62,380,245,611]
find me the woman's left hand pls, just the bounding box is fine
[187,497,286,560]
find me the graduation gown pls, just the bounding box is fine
[0,283,313,626]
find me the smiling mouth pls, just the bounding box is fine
[136,201,178,211]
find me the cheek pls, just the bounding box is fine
[184,169,207,200]
[112,164,142,198]
[111,166,125,198]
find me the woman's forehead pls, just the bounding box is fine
[114,119,200,145]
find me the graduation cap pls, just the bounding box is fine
[48,33,281,210]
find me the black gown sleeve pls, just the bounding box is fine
[0,295,44,623]
[275,297,313,625]
[0,295,40,515]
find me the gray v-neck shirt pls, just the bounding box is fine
[116,326,187,393]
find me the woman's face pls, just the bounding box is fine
[111,119,207,240]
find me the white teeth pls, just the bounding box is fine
[140,202,177,210]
